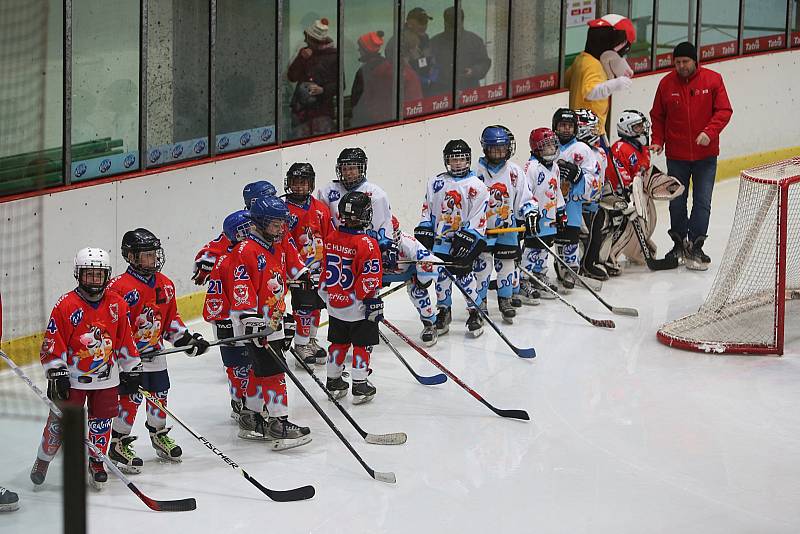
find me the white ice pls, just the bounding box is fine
[2,177,800,534]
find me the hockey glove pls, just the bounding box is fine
[364,297,384,323]
[241,314,273,347]
[523,211,539,237]
[282,315,296,350]
[555,208,568,233]
[46,367,70,401]
[119,366,142,396]
[174,332,210,357]
[414,225,435,250]
[214,318,234,341]
[451,229,486,263]
[557,159,581,185]
[382,241,399,270]
[192,259,214,285]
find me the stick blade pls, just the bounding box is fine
[611,306,639,317]
[515,347,536,359]
[365,432,408,445]
[590,318,616,329]
[416,373,448,385]
[141,493,197,512]
[265,485,316,502]
[492,408,531,420]
[372,470,397,484]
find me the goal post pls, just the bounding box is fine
[657,157,800,355]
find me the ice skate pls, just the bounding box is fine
[29,458,49,487]
[0,486,19,512]
[266,417,312,451]
[498,297,515,324]
[351,380,376,405]
[326,375,349,400]
[148,426,182,462]
[420,319,438,347]
[466,308,484,338]
[88,458,108,491]
[109,433,143,474]
[434,306,452,335]
[308,337,328,365]
[238,408,270,441]
[293,342,317,370]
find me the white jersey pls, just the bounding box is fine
[420,171,489,252]
[560,139,602,203]
[523,157,564,230]
[383,231,442,283]
[316,180,393,248]
[475,158,537,233]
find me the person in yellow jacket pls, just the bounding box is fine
[565,14,635,138]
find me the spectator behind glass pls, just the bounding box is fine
[429,7,491,97]
[350,31,394,128]
[386,8,435,95]
[287,18,338,138]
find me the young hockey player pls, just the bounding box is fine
[30,247,141,490]
[520,128,565,303]
[230,195,313,449]
[284,162,335,367]
[474,125,536,324]
[415,139,489,337]
[108,229,210,472]
[319,191,383,403]
[317,147,399,272]
[551,108,596,290]
[202,210,255,421]
[192,180,277,286]
[382,215,442,346]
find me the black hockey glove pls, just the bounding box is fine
[214,318,234,340]
[450,229,486,263]
[523,211,539,237]
[192,259,214,286]
[119,366,142,396]
[174,332,210,357]
[364,297,384,323]
[282,315,296,350]
[557,159,581,185]
[555,208,568,233]
[46,367,70,401]
[414,225,435,250]
[382,242,399,270]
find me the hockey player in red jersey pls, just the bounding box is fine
[192,180,278,286]
[30,247,141,490]
[284,162,335,368]
[230,195,314,449]
[318,191,383,404]
[107,229,210,473]
[203,210,255,422]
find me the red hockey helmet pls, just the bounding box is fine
[529,128,559,164]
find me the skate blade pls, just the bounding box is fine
[314,359,326,366]
[327,389,348,401]
[435,326,449,335]
[155,452,182,463]
[467,328,484,338]
[421,338,437,347]
[269,435,312,451]
[89,479,107,492]
[0,503,20,512]
[501,317,514,325]
[114,462,142,475]
[352,393,375,405]
[238,430,273,441]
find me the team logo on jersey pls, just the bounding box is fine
[163,285,175,303]
[233,284,250,306]
[510,168,518,186]
[328,190,341,203]
[257,254,267,272]
[573,152,584,165]
[76,325,113,375]
[537,171,545,185]
[288,212,299,230]
[134,306,162,350]
[205,298,224,318]
[46,318,58,334]
[109,303,118,323]
[468,187,478,199]
[41,337,56,355]
[70,308,84,327]
[628,152,638,167]
[443,190,463,212]
[124,289,140,307]
[432,178,445,193]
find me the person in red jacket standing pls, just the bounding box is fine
[650,42,732,270]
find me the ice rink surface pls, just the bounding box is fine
[2,177,800,534]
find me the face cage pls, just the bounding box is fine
[336,162,367,190]
[534,138,559,163]
[555,121,576,142]
[76,267,111,296]
[444,153,471,177]
[233,221,254,243]
[343,206,373,229]
[254,217,287,243]
[285,175,314,201]
[124,247,165,275]
[482,142,512,164]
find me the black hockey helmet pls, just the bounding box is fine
[121,228,165,275]
[552,108,578,144]
[443,139,471,178]
[285,162,316,202]
[338,191,372,229]
[335,148,368,190]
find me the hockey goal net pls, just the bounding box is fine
[657,157,800,355]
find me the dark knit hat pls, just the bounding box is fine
[673,42,697,62]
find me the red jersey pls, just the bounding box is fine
[287,197,335,268]
[319,227,382,322]
[606,140,651,191]
[195,233,232,267]
[40,290,140,391]
[107,269,188,372]
[229,233,306,329]
[203,250,237,322]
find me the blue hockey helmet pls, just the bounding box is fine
[480,125,515,163]
[242,180,277,209]
[222,210,254,244]
[249,195,289,243]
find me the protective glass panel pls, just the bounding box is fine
[564,0,599,71]
[793,0,800,47]
[628,0,654,73]
[742,0,788,54]
[455,0,509,109]
[510,1,560,97]
[71,0,140,182]
[699,0,740,60]
[655,0,697,69]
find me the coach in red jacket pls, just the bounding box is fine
[650,42,732,270]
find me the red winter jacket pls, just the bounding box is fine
[649,66,732,161]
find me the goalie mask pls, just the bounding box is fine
[617,110,651,148]
[443,139,472,178]
[285,162,316,203]
[74,247,112,297]
[336,148,368,191]
[121,228,165,276]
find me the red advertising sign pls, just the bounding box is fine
[510,73,558,97]
[458,83,506,107]
[743,34,786,54]
[656,53,673,69]
[627,55,651,73]
[699,40,738,60]
[792,32,800,48]
[403,94,452,118]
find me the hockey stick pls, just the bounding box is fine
[532,235,639,317]
[377,329,448,385]
[518,265,615,329]
[317,280,411,329]
[148,331,268,358]
[0,350,196,512]
[442,269,536,359]
[138,388,315,502]
[263,344,396,483]
[287,347,407,445]
[380,319,530,420]
[396,259,460,267]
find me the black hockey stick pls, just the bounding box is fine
[148,331,268,358]
[318,280,411,329]
[0,351,196,512]
[442,269,536,358]
[139,388,315,502]
[532,235,639,317]
[377,329,448,385]
[288,347,407,445]
[518,265,615,329]
[380,319,530,421]
[630,216,679,271]
[263,344,396,483]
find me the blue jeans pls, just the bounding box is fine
[667,156,717,241]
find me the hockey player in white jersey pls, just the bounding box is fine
[474,125,537,324]
[382,215,442,346]
[415,139,489,338]
[520,128,565,303]
[316,147,399,271]
[551,108,595,290]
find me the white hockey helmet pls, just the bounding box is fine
[616,109,650,146]
[74,247,112,295]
